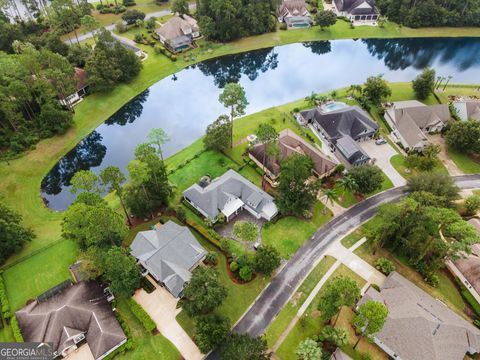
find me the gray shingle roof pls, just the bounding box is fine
[359,272,480,360]
[335,135,369,164]
[156,15,198,42]
[16,281,126,360]
[130,221,207,298]
[334,0,379,15]
[183,169,277,220]
[278,0,309,18]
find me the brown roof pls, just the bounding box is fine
[359,272,480,360]
[248,129,337,177]
[453,218,480,294]
[16,281,126,360]
[156,15,199,41]
[74,67,87,91]
[278,0,309,18]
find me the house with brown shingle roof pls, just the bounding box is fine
[358,271,480,360]
[277,0,311,28]
[248,129,337,187]
[156,15,200,53]
[16,281,126,360]
[384,100,451,152]
[453,100,480,121]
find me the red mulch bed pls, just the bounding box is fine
[224,256,257,285]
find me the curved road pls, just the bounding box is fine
[206,174,480,359]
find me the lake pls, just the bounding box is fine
[41,37,480,210]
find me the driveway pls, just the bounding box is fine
[427,134,464,176]
[360,140,406,187]
[133,279,203,360]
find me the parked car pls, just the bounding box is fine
[375,138,387,145]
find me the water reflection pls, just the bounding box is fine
[41,38,480,210]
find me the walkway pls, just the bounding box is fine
[133,278,203,360]
[205,174,480,360]
[427,134,464,176]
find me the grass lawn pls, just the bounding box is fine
[354,239,468,319]
[447,148,480,174]
[265,255,337,347]
[3,240,78,311]
[340,217,380,248]
[275,265,366,360]
[116,297,180,360]
[262,201,333,259]
[390,154,448,179]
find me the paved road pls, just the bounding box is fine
[206,174,480,359]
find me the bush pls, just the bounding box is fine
[465,195,480,216]
[154,45,165,54]
[134,33,144,43]
[127,299,156,332]
[115,20,127,33]
[239,266,253,281]
[424,273,439,287]
[0,274,11,321]
[229,261,239,272]
[11,316,24,342]
[233,221,258,242]
[176,206,186,223]
[279,22,287,30]
[170,54,177,62]
[122,9,146,25]
[375,257,396,275]
[205,252,218,266]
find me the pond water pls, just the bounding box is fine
[41,37,480,210]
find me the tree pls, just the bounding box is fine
[219,334,270,360]
[321,188,338,206]
[362,75,391,106]
[203,115,232,151]
[171,0,189,15]
[255,123,279,189]
[195,314,230,353]
[320,325,349,347]
[406,172,459,207]
[254,245,281,276]
[100,166,131,226]
[80,15,100,44]
[70,169,102,194]
[412,68,435,100]
[315,10,337,30]
[348,165,383,194]
[465,195,480,216]
[147,128,170,161]
[78,247,105,280]
[336,174,357,194]
[295,338,322,360]
[277,154,319,216]
[103,246,142,297]
[353,300,388,349]
[182,267,227,316]
[233,221,258,242]
[446,120,480,154]
[0,200,35,264]
[121,9,146,25]
[317,276,361,325]
[127,159,151,199]
[239,265,253,281]
[219,83,249,147]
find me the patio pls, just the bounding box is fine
[217,212,265,250]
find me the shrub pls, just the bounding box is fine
[229,261,239,272]
[233,221,258,242]
[465,195,480,216]
[122,9,146,25]
[176,206,186,223]
[0,274,11,321]
[239,266,253,281]
[11,316,24,342]
[424,273,439,287]
[280,22,288,30]
[134,33,143,43]
[127,299,156,332]
[205,252,218,266]
[375,257,396,275]
[115,20,127,33]
[171,54,177,62]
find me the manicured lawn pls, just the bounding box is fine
[262,201,333,259]
[390,154,448,179]
[354,239,468,319]
[447,148,480,174]
[275,265,366,360]
[0,325,14,342]
[3,240,78,310]
[265,256,337,347]
[116,297,180,360]
[340,217,380,248]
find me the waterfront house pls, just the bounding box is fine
[156,15,200,53]
[333,0,379,24]
[277,0,311,28]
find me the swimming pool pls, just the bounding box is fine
[321,101,348,113]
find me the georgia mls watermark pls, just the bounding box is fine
[0,343,53,360]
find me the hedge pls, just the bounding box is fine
[185,217,221,249]
[126,299,156,332]
[11,316,24,342]
[103,310,134,360]
[0,272,11,321]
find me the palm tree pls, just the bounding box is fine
[336,174,357,194]
[442,75,453,91]
[305,91,319,107]
[321,188,338,206]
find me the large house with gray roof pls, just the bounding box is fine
[384,100,450,152]
[130,221,207,298]
[359,272,480,360]
[16,281,126,360]
[299,106,378,167]
[453,100,480,121]
[183,169,278,223]
[277,0,311,29]
[156,15,200,53]
[333,0,379,23]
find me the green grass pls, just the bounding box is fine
[275,265,366,360]
[448,148,480,174]
[390,154,449,179]
[116,297,180,360]
[265,255,337,347]
[262,201,333,259]
[0,325,14,342]
[3,240,78,310]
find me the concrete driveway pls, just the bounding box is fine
[360,140,406,187]
[133,279,203,360]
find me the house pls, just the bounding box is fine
[333,0,380,23]
[16,281,126,360]
[384,100,450,152]
[278,0,311,28]
[156,15,200,53]
[248,129,337,187]
[453,100,480,121]
[358,272,480,360]
[183,169,278,223]
[446,218,480,306]
[60,67,88,107]
[130,220,207,298]
[299,106,378,166]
